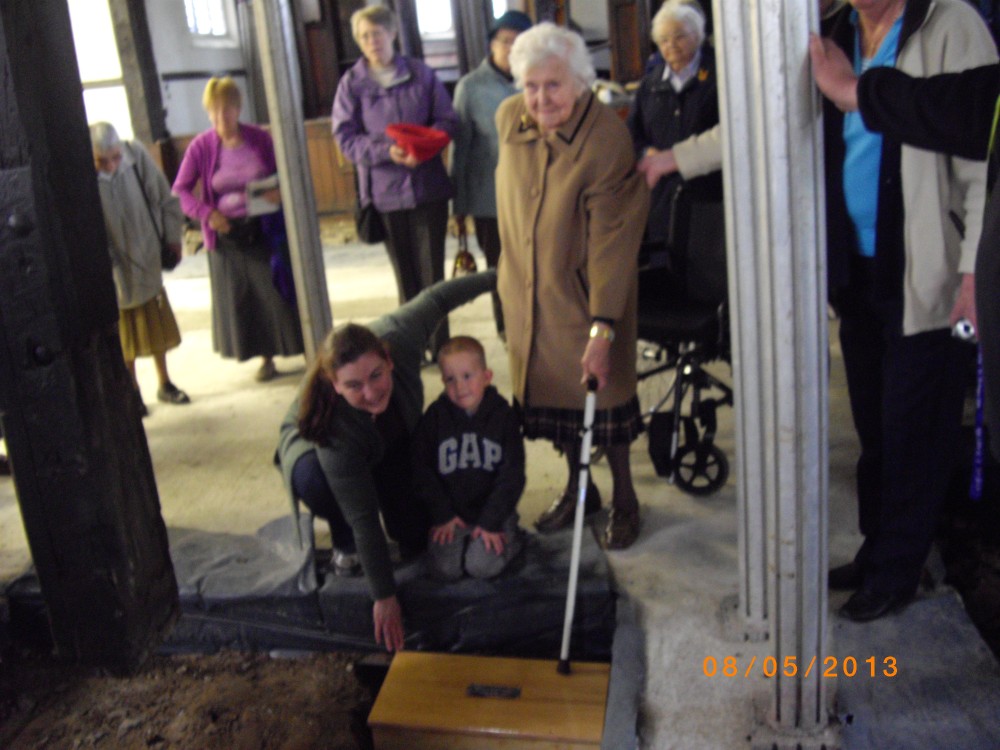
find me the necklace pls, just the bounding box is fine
[859,1,905,58]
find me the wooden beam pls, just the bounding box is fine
[107,0,167,143]
[607,0,648,84]
[0,0,178,674]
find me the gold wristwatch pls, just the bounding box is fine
[589,322,615,342]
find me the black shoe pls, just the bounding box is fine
[828,561,864,591]
[535,484,602,534]
[157,382,191,405]
[839,588,913,622]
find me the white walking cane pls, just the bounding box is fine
[558,377,598,675]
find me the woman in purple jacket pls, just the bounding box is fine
[173,77,304,382]
[332,5,459,357]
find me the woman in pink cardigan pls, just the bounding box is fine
[173,77,304,382]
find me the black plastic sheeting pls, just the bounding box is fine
[318,530,615,658]
[4,516,615,661]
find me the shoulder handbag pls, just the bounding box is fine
[133,155,180,271]
[353,167,385,244]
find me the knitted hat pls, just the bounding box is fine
[489,10,533,40]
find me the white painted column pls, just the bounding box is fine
[714,0,832,739]
[253,0,332,360]
[713,0,769,643]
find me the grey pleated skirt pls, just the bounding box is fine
[209,233,304,362]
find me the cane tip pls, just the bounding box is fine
[557,659,571,675]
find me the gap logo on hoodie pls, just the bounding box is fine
[439,434,503,474]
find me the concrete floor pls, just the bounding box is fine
[2,218,999,748]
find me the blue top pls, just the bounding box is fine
[842,12,903,257]
[451,57,519,217]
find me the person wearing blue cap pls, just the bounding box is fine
[451,10,533,341]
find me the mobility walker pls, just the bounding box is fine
[634,191,733,495]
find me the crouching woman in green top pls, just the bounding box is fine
[276,272,494,651]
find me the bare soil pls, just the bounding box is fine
[0,648,377,750]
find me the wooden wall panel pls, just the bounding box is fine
[305,118,356,214]
[608,0,648,84]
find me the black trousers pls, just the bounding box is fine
[381,200,449,355]
[838,257,970,595]
[291,450,429,556]
[473,216,505,336]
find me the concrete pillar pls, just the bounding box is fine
[713,0,835,742]
[253,0,332,360]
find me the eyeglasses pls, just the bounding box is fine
[656,32,692,45]
[358,28,390,43]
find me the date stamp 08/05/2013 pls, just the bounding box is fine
[702,655,898,679]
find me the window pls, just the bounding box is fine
[184,0,228,37]
[414,0,458,75]
[493,0,509,17]
[184,0,239,48]
[68,0,134,140]
[415,1,453,38]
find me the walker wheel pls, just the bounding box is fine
[673,444,729,495]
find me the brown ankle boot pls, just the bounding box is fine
[602,506,640,550]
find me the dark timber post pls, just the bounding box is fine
[108,0,167,144]
[0,0,178,673]
[607,0,648,84]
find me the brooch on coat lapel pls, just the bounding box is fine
[697,68,709,82]
[519,113,538,131]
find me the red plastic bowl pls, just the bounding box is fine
[386,123,451,161]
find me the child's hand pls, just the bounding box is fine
[431,516,467,545]
[472,526,506,555]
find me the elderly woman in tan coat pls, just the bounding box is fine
[496,23,649,549]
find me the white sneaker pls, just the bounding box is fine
[331,549,361,577]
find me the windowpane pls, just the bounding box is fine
[68,0,121,82]
[493,0,508,17]
[83,86,134,141]
[415,0,453,35]
[185,0,229,37]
